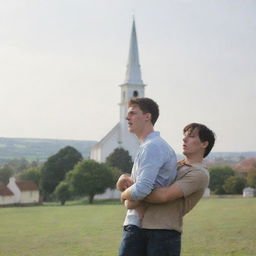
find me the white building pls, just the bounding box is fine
[243,187,255,198]
[7,177,40,205]
[0,184,15,206]
[90,19,146,162]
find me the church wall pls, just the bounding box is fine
[100,128,120,162]
[90,144,101,162]
[90,123,139,163]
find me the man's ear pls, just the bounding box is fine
[201,141,209,149]
[145,113,152,121]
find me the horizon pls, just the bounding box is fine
[0,136,255,155]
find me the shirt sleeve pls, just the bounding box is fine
[131,143,164,200]
[175,169,209,197]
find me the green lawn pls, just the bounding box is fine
[0,198,255,256]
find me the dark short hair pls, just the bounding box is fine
[128,97,159,125]
[183,123,216,157]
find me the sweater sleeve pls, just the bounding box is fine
[175,168,209,197]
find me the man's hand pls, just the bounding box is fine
[121,187,132,202]
[116,174,134,191]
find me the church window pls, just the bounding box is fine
[133,90,138,97]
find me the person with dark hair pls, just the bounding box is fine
[117,97,177,256]
[117,122,216,256]
[183,122,215,157]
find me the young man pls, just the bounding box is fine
[118,122,215,256]
[117,97,177,256]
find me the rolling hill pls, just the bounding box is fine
[0,137,97,162]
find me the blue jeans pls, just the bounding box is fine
[118,225,181,256]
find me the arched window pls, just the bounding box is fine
[133,90,138,97]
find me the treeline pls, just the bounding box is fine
[0,147,133,205]
[208,165,256,194]
[1,148,256,204]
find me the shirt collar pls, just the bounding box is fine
[178,159,206,169]
[142,131,160,144]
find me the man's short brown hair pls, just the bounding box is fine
[128,97,159,125]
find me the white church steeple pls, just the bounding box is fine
[118,18,146,152]
[125,18,144,85]
[90,18,146,163]
[119,19,146,124]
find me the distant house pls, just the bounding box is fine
[0,184,15,206]
[94,188,121,200]
[243,187,255,198]
[7,177,40,205]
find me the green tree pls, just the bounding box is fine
[69,159,114,204]
[54,182,71,205]
[106,147,133,174]
[40,146,82,200]
[0,165,14,185]
[19,166,42,186]
[223,175,247,194]
[209,166,235,194]
[247,165,256,188]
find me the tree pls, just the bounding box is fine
[54,182,71,205]
[19,166,42,186]
[40,146,82,200]
[69,159,114,204]
[0,165,14,185]
[223,175,247,194]
[209,166,235,194]
[106,147,133,174]
[247,165,256,188]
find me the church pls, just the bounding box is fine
[90,19,147,162]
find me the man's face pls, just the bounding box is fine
[182,128,208,157]
[126,104,149,136]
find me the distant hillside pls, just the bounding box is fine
[0,137,255,166]
[207,151,256,160]
[177,151,256,166]
[0,137,97,162]
[205,151,256,166]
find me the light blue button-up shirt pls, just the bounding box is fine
[124,131,177,227]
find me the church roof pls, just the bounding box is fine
[92,123,120,149]
[124,18,144,85]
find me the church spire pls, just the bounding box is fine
[124,18,143,85]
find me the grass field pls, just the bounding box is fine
[0,198,255,256]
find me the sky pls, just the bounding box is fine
[0,0,255,154]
